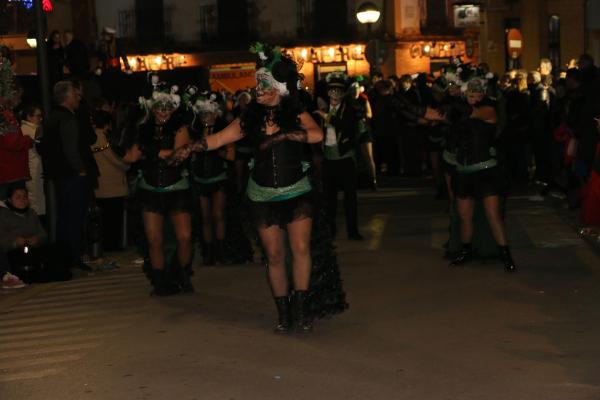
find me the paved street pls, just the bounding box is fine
[1,187,600,400]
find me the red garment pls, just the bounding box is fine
[580,144,600,225]
[0,123,33,184]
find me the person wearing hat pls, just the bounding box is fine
[172,43,348,334]
[120,82,194,296]
[315,72,363,240]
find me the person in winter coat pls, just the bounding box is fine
[19,104,45,218]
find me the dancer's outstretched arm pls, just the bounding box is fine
[171,119,244,164]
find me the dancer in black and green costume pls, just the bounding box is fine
[122,83,194,295]
[443,78,516,272]
[187,91,234,265]
[172,43,346,333]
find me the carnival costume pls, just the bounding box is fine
[180,43,347,332]
[137,84,194,294]
[442,77,515,272]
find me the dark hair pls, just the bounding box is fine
[6,184,27,200]
[48,30,61,45]
[566,68,582,82]
[375,80,394,95]
[241,51,303,139]
[240,94,303,141]
[91,110,112,129]
[19,103,42,121]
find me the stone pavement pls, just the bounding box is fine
[1,187,599,400]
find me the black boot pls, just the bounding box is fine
[273,296,292,334]
[293,290,313,334]
[149,269,180,297]
[202,242,215,266]
[450,243,472,266]
[499,246,517,273]
[177,264,195,293]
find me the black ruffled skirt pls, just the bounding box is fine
[453,166,506,199]
[193,180,227,197]
[249,191,315,229]
[138,188,193,215]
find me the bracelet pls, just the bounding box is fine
[191,136,208,152]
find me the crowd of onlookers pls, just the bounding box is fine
[2,32,600,290]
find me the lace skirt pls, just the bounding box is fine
[137,188,193,215]
[249,191,315,229]
[453,167,505,199]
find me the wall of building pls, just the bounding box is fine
[480,0,586,74]
[94,0,134,37]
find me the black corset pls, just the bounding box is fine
[138,119,185,188]
[192,151,226,179]
[251,135,305,188]
[456,119,497,166]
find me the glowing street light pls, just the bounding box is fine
[356,2,381,24]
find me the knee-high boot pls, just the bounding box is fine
[177,263,195,293]
[293,290,313,334]
[149,269,180,297]
[273,296,292,334]
[450,243,472,266]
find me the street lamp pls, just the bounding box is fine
[356,2,381,76]
[356,2,381,25]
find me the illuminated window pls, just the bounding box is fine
[549,15,561,69]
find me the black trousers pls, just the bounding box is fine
[323,157,359,236]
[54,176,91,264]
[96,197,125,251]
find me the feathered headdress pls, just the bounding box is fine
[139,82,181,111]
[191,91,222,116]
[250,42,301,96]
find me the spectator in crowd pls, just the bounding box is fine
[63,30,90,79]
[19,104,45,219]
[0,79,32,201]
[42,81,92,271]
[95,27,130,102]
[501,73,530,183]
[91,110,129,251]
[0,186,70,284]
[528,70,552,184]
[0,186,45,288]
[580,116,600,227]
[397,74,422,176]
[372,79,402,175]
[46,30,65,88]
